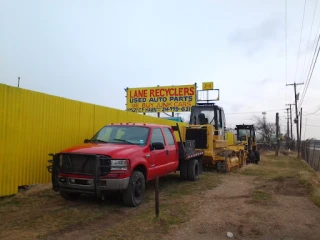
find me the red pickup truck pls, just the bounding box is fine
[48,123,204,207]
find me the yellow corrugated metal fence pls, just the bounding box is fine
[0,84,186,197]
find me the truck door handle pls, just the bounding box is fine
[166,150,168,155]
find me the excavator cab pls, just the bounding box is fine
[235,124,260,164]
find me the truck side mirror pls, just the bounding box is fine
[150,142,165,150]
[84,139,90,143]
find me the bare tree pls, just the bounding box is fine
[253,115,276,144]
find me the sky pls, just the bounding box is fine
[1,0,320,140]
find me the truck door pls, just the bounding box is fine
[149,128,168,177]
[162,127,179,172]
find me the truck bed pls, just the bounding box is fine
[178,140,204,161]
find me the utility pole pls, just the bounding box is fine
[285,108,289,148]
[262,112,266,143]
[286,108,289,139]
[286,82,304,157]
[299,108,303,158]
[275,112,280,156]
[304,117,308,140]
[300,108,302,142]
[286,103,294,140]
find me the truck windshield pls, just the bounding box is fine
[90,126,149,145]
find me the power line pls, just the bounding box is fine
[285,0,288,103]
[294,0,307,83]
[303,124,320,128]
[304,106,320,116]
[225,109,286,115]
[300,0,318,81]
[298,35,320,108]
[301,5,320,83]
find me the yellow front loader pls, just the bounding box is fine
[178,88,246,172]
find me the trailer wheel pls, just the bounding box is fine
[179,161,188,180]
[122,171,145,207]
[187,159,200,181]
[60,191,81,201]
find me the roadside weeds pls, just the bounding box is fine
[237,153,320,207]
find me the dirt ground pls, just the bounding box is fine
[166,174,320,240]
[1,154,320,240]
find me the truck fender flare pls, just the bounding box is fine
[130,160,148,181]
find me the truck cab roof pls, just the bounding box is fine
[108,123,175,129]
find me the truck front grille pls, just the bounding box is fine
[186,128,207,149]
[60,154,111,175]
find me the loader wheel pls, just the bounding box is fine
[60,191,81,201]
[187,159,200,181]
[179,161,188,180]
[254,150,260,164]
[248,152,256,164]
[217,160,228,173]
[122,171,145,207]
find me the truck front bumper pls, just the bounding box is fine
[58,176,130,194]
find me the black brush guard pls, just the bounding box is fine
[47,153,111,198]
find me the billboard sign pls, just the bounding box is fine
[126,84,196,113]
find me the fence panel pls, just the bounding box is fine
[301,140,320,172]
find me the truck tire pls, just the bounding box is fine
[179,161,188,180]
[60,191,81,201]
[122,171,145,207]
[187,159,200,181]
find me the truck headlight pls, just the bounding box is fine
[110,159,129,171]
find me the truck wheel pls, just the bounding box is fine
[179,161,188,180]
[187,159,200,181]
[122,171,145,207]
[60,191,81,201]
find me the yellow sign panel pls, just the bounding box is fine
[126,84,196,113]
[202,82,214,90]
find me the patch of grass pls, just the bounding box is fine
[98,201,189,240]
[272,175,295,182]
[94,172,221,240]
[157,172,221,197]
[1,171,222,240]
[0,197,21,207]
[312,188,320,207]
[252,189,272,201]
[238,153,320,207]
